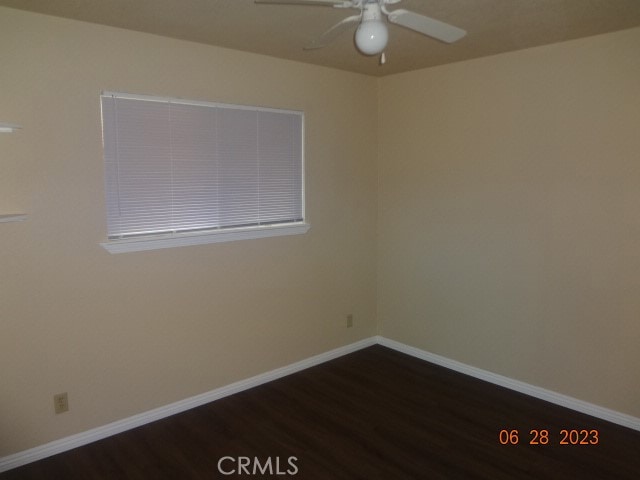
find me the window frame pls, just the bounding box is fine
[99,91,309,254]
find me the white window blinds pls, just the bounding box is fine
[101,92,304,240]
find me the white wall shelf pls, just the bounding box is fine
[1,123,25,222]
[0,123,22,133]
[0,214,27,223]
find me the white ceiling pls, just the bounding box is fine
[2,0,640,76]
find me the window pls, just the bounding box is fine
[99,92,308,253]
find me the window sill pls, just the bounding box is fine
[100,223,310,254]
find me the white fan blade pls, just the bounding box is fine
[387,9,466,43]
[255,0,347,6]
[304,14,361,50]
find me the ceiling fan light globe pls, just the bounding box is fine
[355,20,388,55]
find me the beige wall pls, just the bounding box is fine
[0,7,378,456]
[378,27,640,418]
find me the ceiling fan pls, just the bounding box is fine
[254,0,466,63]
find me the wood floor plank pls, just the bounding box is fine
[2,345,639,479]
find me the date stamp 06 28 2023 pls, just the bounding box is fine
[498,428,599,446]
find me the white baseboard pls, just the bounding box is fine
[0,337,377,473]
[3,335,639,473]
[377,336,640,432]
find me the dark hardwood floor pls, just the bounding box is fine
[2,345,639,479]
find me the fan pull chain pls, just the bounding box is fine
[380,51,386,65]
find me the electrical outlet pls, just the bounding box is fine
[54,392,69,414]
[346,314,353,328]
